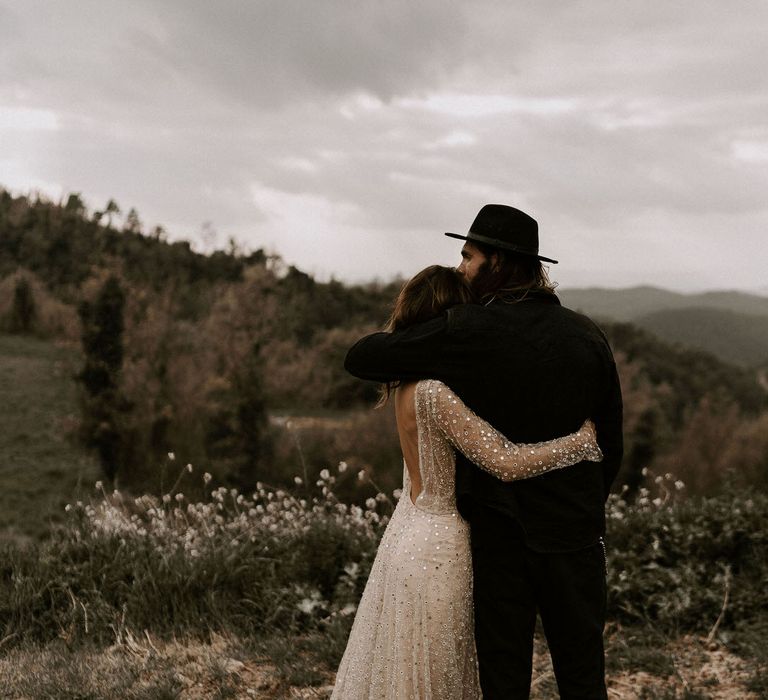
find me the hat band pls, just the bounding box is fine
[466,231,539,257]
[444,231,558,264]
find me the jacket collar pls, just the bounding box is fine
[486,289,561,306]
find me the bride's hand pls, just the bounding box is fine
[579,419,597,445]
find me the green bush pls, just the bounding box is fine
[606,481,768,632]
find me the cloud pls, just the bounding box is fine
[0,107,59,131]
[1,1,768,292]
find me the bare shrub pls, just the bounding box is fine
[653,399,768,493]
[0,270,79,341]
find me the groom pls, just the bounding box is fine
[344,204,623,699]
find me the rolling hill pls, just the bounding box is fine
[559,286,768,367]
[634,307,768,368]
[559,285,768,322]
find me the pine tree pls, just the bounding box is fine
[77,275,126,482]
[205,342,270,488]
[9,276,36,333]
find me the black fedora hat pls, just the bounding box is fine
[445,204,558,264]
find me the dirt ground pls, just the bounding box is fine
[0,631,761,699]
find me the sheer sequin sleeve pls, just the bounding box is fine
[421,379,603,482]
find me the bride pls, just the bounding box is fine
[331,266,602,699]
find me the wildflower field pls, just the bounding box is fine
[0,460,767,699]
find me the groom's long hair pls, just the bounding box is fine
[472,243,557,302]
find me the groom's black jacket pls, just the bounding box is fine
[345,292,623,553]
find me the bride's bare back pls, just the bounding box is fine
[393,382,421,503]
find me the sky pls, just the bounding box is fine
[1,1,767,293]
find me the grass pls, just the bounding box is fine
[0,333,99,543]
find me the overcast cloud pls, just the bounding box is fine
[1,0,767,292]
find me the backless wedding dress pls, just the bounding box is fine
[331,379,602,699]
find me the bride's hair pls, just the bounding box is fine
[378,266,474,405]
[383,265,474,332]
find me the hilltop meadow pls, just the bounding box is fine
[1,188,767,698]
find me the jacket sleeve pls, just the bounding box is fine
[422,380,603,482]
[344,314,452,383]
[592,358,624,499]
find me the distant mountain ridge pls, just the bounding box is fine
[559,286,768,368]
[559,285,768,322]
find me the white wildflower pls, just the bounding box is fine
[162,494,171,504]
[675,480,685,490]
[320,468,330,480]
[652,497,662,507]
[365,498,376,510]
[186,463,193,473]
[294,476,303,485]
[358,470,366,481]
[168,452,175,460]
[297,597,320,615]
[203,472,212,484]
[338,461,348,473]
[175,493,184,502]
[95,481,103,491]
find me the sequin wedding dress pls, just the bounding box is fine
[331,379,603,700]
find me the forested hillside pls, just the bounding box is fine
[635,307,768,367]
[1,187,767,506]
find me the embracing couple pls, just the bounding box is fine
[332,204,624,699]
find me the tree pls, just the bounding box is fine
[64,193,86,215]
[9,276,36,333]
[622,407,657,499]
[124,208,142,234]
[205,342,271,489]
[104,199,121,228]
[77,275,126,482]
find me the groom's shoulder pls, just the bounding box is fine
[445,302,495,333]
[447,297,609,342]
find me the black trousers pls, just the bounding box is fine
[470,507,608,700]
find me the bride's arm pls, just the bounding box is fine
[420,379,602,482]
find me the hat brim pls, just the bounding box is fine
[444,232,558,264]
